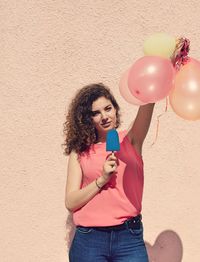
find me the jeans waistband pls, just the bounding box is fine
[78,214,142,232]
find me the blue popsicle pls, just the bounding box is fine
[106,129,120,156]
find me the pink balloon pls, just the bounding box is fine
[169,57,200,121]
[119,69,146,105]
[128,56,175,103]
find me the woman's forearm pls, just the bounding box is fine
[65,175,108,212]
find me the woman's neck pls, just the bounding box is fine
[95,136,106,143]
[97,135,106,142]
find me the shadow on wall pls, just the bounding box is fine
[65,214,183,261]
[145,230,183,262]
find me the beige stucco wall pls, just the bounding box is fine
[1,1,200,261]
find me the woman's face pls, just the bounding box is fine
[91,96,117,140]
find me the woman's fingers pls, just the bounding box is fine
[107,155,117,161]
[109,160,117,166]
[106,154,117,160]
[103,155,118,177]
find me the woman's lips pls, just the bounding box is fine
[102,122,111,127]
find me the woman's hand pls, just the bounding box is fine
[95,153,119,189]
[102,153,118,182]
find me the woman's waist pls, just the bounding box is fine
[73,207,142,227]
[76,214,143,231]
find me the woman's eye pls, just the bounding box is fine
[91,107,111,116]
[91,112,98,116]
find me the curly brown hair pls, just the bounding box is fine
[62,83,121,156]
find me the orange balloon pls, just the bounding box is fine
[169,58,200,120]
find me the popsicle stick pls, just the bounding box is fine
[111,151,115,167]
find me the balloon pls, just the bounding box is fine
[128,56,175,103]
[169,58,200,120]
[143,32,176,58]
[188,57,200,67]
[119,69,146,105]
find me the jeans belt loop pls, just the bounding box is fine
[124,220,130,230]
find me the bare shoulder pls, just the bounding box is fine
[68,150,82,176]
[69,150,80,162]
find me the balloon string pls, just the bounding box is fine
[151,97,168,147]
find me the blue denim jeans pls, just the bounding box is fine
[69,222,149,262]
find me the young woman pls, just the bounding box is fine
[63,83,155,262]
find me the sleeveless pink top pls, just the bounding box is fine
[73,129,144,226]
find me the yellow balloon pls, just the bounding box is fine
[143,33,176,58]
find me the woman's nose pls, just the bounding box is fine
[101,112,108,120]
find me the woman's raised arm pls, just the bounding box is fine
[127,103,155,151]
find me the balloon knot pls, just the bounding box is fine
[171,37,190,71]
